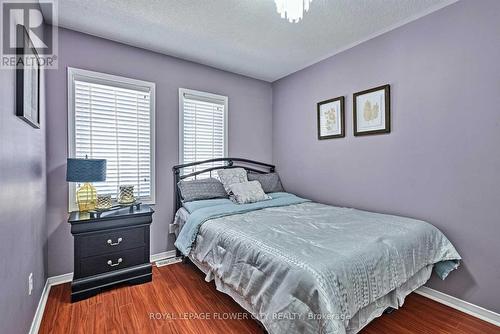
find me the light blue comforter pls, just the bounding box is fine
[175,192,309,254]
[175,193,461,334]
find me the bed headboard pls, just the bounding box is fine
[172,158,275,215]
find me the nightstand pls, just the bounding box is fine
[68,205,154,302]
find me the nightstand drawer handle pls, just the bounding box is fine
[107,237,123,246]
[107,258,123,267]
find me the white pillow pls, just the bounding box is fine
[217,168,248,193]
[229,181,271,204]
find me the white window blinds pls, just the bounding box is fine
[179,89,228,176]
[68,68,155,209]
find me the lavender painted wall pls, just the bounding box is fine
[46,28,273,277]
[272,0,500,312]
[0,45,47,333]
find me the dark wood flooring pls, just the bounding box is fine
[39,263,499,334]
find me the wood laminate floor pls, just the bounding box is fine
[39,263,499,334]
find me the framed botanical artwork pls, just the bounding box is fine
[16,25,41,129]
[317,96,345,140]
[353,84,390,136]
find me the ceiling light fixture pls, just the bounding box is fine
[274,0,312,23]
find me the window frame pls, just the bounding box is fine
[178,88,228,164]
[67,67,156,212]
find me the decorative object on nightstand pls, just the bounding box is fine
[96,194,112,210]
[118,185,136,204]
[68,205,154,302]
[66,157,107,211]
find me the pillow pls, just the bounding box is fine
[247,172,285,193]
[228,181,271,204]
[183,198,233,213]
[217,168,248,193]
[177,178,228,202]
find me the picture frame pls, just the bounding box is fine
[317,96,345,140]
[353,84,390,136]
[16,25,41,129]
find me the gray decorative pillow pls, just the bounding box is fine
[217,168,248,193]
[229,181,271,204]
[247,172,284,193]
[177,178,228,202]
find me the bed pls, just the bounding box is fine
[171,158,461,334]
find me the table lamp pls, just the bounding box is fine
[67,158,107,212]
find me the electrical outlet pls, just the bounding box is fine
[28,273,33,295]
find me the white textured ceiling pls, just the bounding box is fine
[44,0,457,82]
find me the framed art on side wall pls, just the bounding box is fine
[16,25,41,129]
[353,84,390,136]
[317,96,345,140]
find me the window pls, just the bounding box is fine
[68,68,155,210]
[179,88,228,176]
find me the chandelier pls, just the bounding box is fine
[274,0,312,23]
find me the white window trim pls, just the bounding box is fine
[67,67,156,212]
[178,88,228,164]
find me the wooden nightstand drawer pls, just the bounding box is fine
[78,227,146,258]
[79,247,146,277]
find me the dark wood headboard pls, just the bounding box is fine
[172,158,275,215]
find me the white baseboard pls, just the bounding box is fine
[28,278,50,334]
[29,250,177,334]
[150,249,177,263]
[47,272,74,285]
[415,286,500,327]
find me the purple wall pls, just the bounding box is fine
[45,28,273,277]
[272,0,500,312]
[0,44,47,333]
